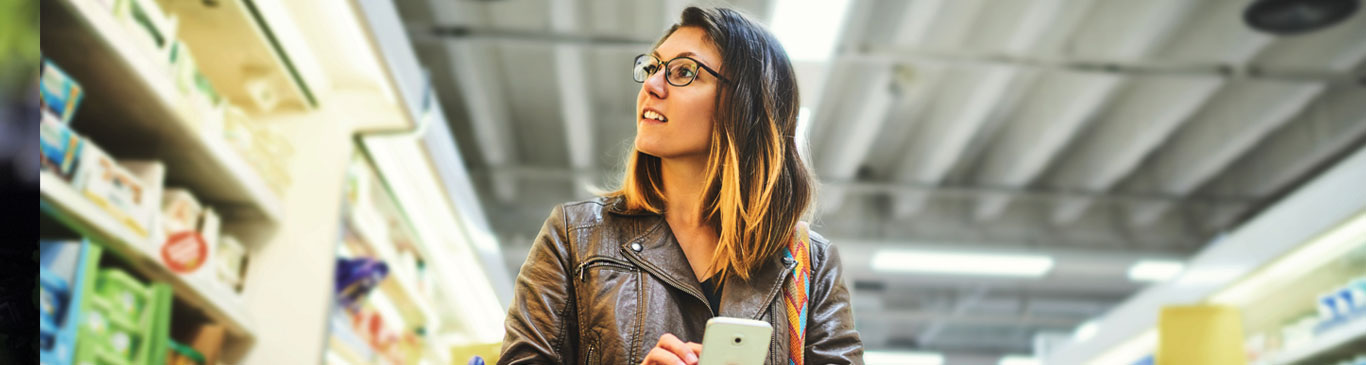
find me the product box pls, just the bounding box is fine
[40,60,85,123]
[70,145,153,238]
[159,207,218,277]
[216,235,246,292]
[40,240,101,365]
[121,161,166,246]
[39,112,84,180]
[161,188,202,235]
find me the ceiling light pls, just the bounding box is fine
[865,351,944,365]
[1127,260,1185,282]
[872,250,1055,277]
[769,0,854,61]
[999,355,1041,365]
[1073,320,1099,342]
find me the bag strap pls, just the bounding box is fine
[782,223,813,365]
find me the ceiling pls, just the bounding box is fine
[392,0,1366,361]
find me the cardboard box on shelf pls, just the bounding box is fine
[70,145,152,238]
[158,207,219,277]
[215,235,246,293]
[120,161,166,249]
[161,188,202,236]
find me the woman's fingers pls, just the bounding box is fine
[642,347,686,365]
[641,333,700,365]
[686,342,703,355]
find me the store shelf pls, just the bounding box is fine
[347,208,440,332]
[39,171,257,342]
[41,0,285,232]
[1268,317,1366,365]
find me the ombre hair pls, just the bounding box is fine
[605,6,815,282]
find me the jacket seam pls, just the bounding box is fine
[554,204,574,363]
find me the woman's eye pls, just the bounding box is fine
[679,68,696,78]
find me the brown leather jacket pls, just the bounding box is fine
[498,197,864,364]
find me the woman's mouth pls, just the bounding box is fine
[642,109,668,123]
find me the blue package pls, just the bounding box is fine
[39,115,84,179]
[39,59,85,123]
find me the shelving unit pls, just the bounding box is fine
[39,171,256,342]
[1267,316,1366,365]
[41,0,287,239]
[347,208,440,332]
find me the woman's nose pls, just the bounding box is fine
[645,67,668,99]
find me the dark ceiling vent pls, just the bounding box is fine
[1244,0,1360,35]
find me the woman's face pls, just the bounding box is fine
[635,26,722,160]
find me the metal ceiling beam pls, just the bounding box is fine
[803,0,889,214]
[550,0,595,199]
[446,39,519,202]
[972,71,1122,220]
[1048,75,1225,225]
[917,286,990,346]
[885,0,1072,219]
[1200,85,1366,230]
[1127,80,1325,226]
[973,0,1199,221]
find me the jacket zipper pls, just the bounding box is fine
[576,256,637,282]
[620,247,713,316]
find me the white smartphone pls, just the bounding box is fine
[697,317,774,365]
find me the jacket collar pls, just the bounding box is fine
[613,202,793,319]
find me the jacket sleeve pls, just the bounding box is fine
[804,241,865,364]
[498,205,577,364]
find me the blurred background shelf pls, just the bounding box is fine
[1267,316,1366,365]
[39,171,257,343]
[41,0,287,241]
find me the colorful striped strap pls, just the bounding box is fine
[782,224,812,365]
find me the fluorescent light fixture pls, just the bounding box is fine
[769,0,854,61]
[1073,320,1098,342]
[1212,210,1366,305]
[864,351,944,365]
[999,355,1041,365]
[872,250,1055,277]
[1127,260,1185,282]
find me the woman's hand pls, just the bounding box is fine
[642,333,703,365]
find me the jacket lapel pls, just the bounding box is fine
[720,251,793,320]
[617,215,711,311]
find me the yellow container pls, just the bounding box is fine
[1157,305,1246,365]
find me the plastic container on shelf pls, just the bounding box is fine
[94,269,151,319]
[87,295,142,359]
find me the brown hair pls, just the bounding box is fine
[605,6,815,282]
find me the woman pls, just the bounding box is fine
[499,6,863,365]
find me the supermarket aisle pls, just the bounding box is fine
[36,0,506,363]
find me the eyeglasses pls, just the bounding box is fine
[633,54,730,87]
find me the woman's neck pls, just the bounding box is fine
[659,155,709,228]
[660,154,719,281]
